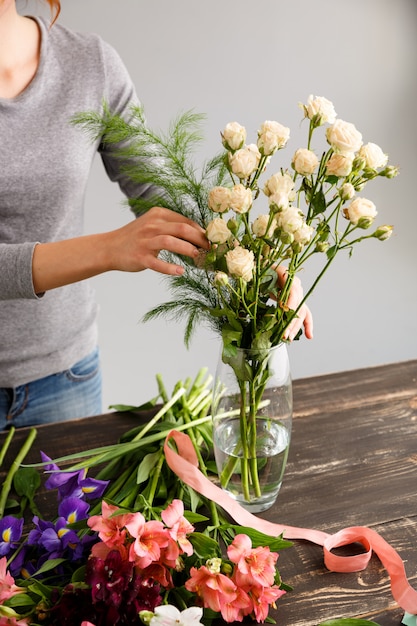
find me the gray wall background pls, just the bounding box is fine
[23,0,417,409]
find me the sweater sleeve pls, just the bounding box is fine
[0,242,41,300]
[97,40,161,210]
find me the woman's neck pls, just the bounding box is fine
[0,8,41,99]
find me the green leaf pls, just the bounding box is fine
[189,532,221,559]
[109,398,158,412]
[136,451,161,485]
[32,558,67,576]
[311,186,327,215]
[222,525,293,551]
[13,467,41,500]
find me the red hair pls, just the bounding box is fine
[45,0,61,24]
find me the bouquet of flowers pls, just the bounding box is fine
[73,95,397,509]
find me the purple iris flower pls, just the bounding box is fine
[0,516,23,557]
[40,452,109,501]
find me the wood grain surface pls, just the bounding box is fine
[1,359,416,625]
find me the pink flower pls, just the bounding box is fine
[0,557,24,603]
[219,586,252,622]
[81,622,96,626]
[185,563,237,615]
[87,502,134,548]
[249,584,286,622]
[227,534,278,587]
[126,516,169,569]
[161,500,194,557]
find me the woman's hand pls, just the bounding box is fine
[275,266,314,341]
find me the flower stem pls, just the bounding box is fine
[0,428,37,518]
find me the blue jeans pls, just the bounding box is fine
[0,348,102,431]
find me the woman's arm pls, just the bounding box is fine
[32,206,209,293]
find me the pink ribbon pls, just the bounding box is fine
[164,429,417,614]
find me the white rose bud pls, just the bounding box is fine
[268,192,290,212]
[229,184,253,214]
[208,186,231,213]
[257,120,290,155]
[326,152,354,177]
[214,271,229,286]
[374,225,393,241]
[206,218,232,244]
[302,95,337,125]
[278,207,305,234]
[344,197,377,228]
[358,143,389,170]
[339,182,356,201]
[292,148,319,176]
[252,214,277,238]
[225,246,255,282]
[221,122,246,151]
[264,171,295,197]
[326,119,363,155]
[228,144,260,179]
[293,223,314,246]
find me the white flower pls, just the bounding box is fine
[302,95,337,125]
[358,142,388,170]
[292,148,319,176]
[225,246,255,282]
[214,271,229,286]
[206,218,232,244]
[228,144,261,179]
[221,121,246,151]
[374,224,393,241]
[293,223,314,245]
[208,186,231,213]
[326,119,363,154]
[263,171,295,198]
[252,214,277,238]
[326,152,354,177]
[344,197,377,227]
[229,184,253,214]
[257,120,290,155]
[268,192,290,211]
[277,207,305,234]
[339,182,356,201]
[149,605,204,626]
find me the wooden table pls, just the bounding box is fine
[1,359,416,625]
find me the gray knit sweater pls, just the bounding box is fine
[0,17,151,387]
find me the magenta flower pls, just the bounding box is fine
[0,516,23,557]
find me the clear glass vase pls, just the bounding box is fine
[212,343,292,513]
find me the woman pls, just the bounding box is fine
[0,1,312,430]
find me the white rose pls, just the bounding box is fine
[292,148,319,176]
[208,186,231,213]
[222,122,246,151]
[358,142,388,170]
[264,171,295,197]
[344,197,377,227]
[252,214,277,238]
[229,184,253,214]
[293,223,314,245]
[206,218,232,244]
[257,120,290,155]
[228,144,260,179]
[214,271,229,286]
[268,192,290,211]
[326,152,354,177]
[303,95,337,125]
[277,207,305,234]
[339,182,356,201]
[225,246,255,282]
[326,119,363,154]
